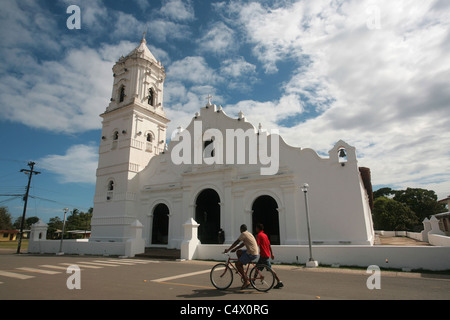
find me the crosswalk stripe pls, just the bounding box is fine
[76,261,120,267]
[16,267,61,275]
[112,259,158,264]
[59,263,102,269]
[39,265,71,271]
[0,270,35,280]
[94,260,135,265]
[0,258,153,282]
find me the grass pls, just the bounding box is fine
[0,240,28,250]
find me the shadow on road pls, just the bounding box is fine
[177,286,267,299]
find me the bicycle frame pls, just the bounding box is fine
[221,253,267,283]
[222,253,253,279]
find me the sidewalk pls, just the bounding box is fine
[376,236,431,246]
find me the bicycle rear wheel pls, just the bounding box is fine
[210,263,233,290]
[249,264,275,292]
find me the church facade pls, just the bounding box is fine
[90,36,375,253]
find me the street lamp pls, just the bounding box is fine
[57,208,69,255]
[302,183,318,268]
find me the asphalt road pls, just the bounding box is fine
[1,252,449,303]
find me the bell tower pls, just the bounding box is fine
[91,34,170,242]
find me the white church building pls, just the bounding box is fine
[28,37,450,271]
[88,35,375,254]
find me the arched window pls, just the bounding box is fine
[148,88,154,106]
[108,180,114,191]
[113,131,119,140]
[146,133,153,142]
[119,85,125,103]
[152,204,169,245]
[252,195,280,245]
[195,189,221,244]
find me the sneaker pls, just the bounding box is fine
[273,281,284,289]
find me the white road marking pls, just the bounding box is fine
[16,267,61,275]
[94,260,135,265]
[152,269,212,283]
[39,265,71,271]
[59,263,102,269]
[76,261,120,267]
[109,259,158,264]
[0,270,35,280]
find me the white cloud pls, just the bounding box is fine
[219,57,258,91]
[167,56,222,85]
[159,0,195,22]
[39,144,99,184]
[134,0,151,11]
[0,43,130,133]
[164,81,221,134]
[197,22,236,55]
[220,57,256,78]
[148,18,192,42]
[223,94,303,134]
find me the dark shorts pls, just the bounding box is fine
[257,256,272,268]
[239,249,259,265]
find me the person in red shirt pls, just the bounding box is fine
[255,223,283,289]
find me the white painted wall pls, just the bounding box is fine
[194,244,450,271]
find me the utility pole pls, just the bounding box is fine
[16,161,41,254]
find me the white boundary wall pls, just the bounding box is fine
[27,219,145,257]
[376,216,450,247]
[28,239,124,256]
[428,234,450,247]
[193,244,450,271]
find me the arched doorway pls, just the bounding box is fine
[195,188,221,244]
[252,195,280,245]
[152,203,169,245]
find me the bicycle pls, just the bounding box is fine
[210,252,275,292]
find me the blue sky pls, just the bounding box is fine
[1,0,449,223]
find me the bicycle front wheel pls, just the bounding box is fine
[249,264,275,292]
[210,263,233,290]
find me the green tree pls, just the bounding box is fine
[47,216,63,239]
[66,208,92,232]
[47,208,93,239]
[13,216,39,230]
[372,197,419,231]
[0,207,13,230]
[373,187,395,200]
[393,188,446,222]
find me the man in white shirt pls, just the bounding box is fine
[224,224,259,289]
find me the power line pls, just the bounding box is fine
[0,157,29,164]
[0,196,22,205]
[28,195,90,212]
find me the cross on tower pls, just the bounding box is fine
[206,94,213,105]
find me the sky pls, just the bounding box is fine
[0,0,449,223]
